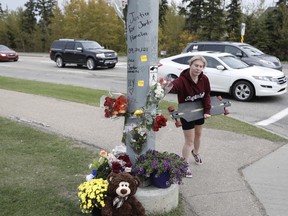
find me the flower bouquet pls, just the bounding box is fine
[101,93,128,118]
[78,178,108,214]
[134,149,189,186]
[146,77,173,106]
[86,148,132,181]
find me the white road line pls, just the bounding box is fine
[255,107,288,126]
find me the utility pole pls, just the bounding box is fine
[124,0,159,166]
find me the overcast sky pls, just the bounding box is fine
[0,0,276,12]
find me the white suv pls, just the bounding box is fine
[158,51,287,101]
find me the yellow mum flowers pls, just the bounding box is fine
[78,178,108,213]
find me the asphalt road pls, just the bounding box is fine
[0,54,287,138]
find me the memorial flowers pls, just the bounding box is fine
[102,94,128,118]
[78,178,108,213]
[134,149,189,185]
[102,77,172,154]
[85,147,132,181]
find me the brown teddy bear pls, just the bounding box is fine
[101,172,147,216]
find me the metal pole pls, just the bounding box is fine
[125,0,159,166]
[240,23,246,43]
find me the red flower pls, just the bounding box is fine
[104,109,111,118]
[153,114,168,131]
[118,155,132,168]
[112,161,121,169]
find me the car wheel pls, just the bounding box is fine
[108,64,116,68]
[232,81,255,101]
[56,56,65,68]
[86,58,95,70]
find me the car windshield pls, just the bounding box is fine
[219,55,250,69]
[240,45,264,56]
[0,45,11,51]
[81,41,102,50]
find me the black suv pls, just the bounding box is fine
[182,41,282,71]
[49,39,118,70]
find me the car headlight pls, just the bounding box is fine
[115,52,118,57]
[253,76,278,82]
[96,53,105,58]
[0,53,7,57]
[259,59,276,67]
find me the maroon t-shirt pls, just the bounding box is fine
[170,68,211,115]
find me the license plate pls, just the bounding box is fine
[105,60,116,64]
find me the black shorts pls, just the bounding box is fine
[180,118,205,130]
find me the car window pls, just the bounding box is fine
[239,45,264,56]
[204,56,221,68]
[224,45,242,56]
[75,42,82,50]
[0,45,12,51]
[219,55,249,69]
[187,44,203,52]
[65,42,75,50]
[172,56,192,65]
[202,45,224,52]
[81,41,102,50]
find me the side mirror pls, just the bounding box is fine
[216,65,225,70]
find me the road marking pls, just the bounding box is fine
[255,108,288,126]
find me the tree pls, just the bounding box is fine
[225,0,242,41]
[0,3,3,14]
[159,0,168,27]
[49,5,64,43]
[22,0,37,34]
[35,0,57,51]
[180,0,205,33]
[200,0,225,40]
[159,3,186,55]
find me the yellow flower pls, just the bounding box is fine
[78,178,108,212]
[134,109,143,116]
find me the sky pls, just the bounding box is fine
[0,0,276,12]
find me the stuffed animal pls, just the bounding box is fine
[101,172,147,216]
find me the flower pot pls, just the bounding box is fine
[151,171,171,188]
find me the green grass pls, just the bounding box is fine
[0,117,95,216]
[0,76,287,216]
[0,76,107,106]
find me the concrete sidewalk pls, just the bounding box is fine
[0,89,287,216]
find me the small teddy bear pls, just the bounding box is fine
[101,172,146,216]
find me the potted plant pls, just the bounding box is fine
[133,149,189,188]
[78,178,108,215]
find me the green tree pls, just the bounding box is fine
[62,0,88,38]
[225,0,242,41]
[159,0,168,27]
[22,0,37,34]
[159,3,186,55]
[180,0,205,33]
[201,0,225,40]
[35,0,57,51]
[49,5,64,43]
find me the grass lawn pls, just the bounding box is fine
[0,76,287,216]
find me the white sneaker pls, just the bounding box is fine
[185,167,193,178]
[192,150,203,165]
